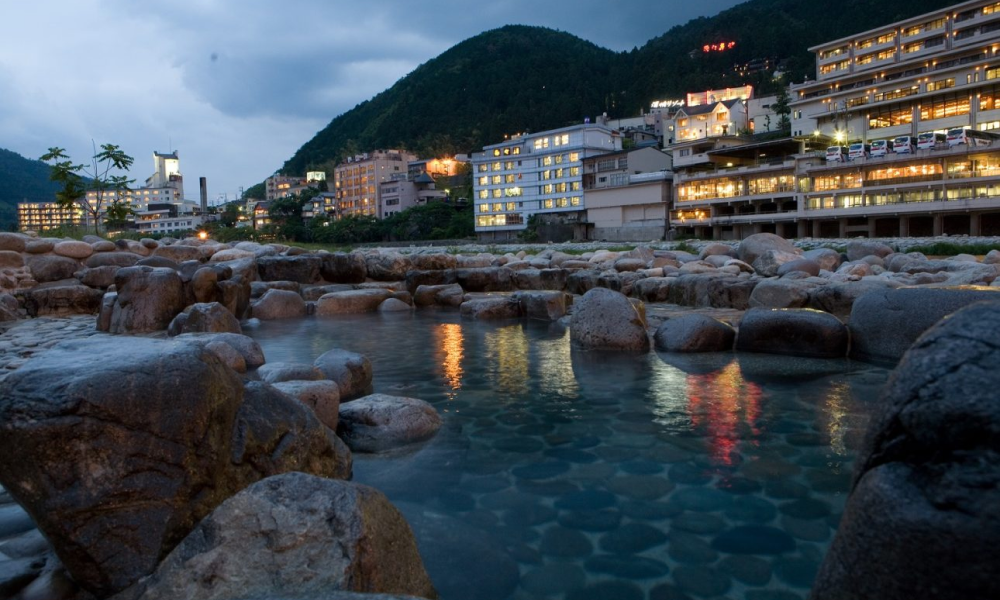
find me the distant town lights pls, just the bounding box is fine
[703,41,737,53]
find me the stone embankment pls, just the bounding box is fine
[3,229,1000,600]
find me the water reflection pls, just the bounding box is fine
[535,333,578,398]
[823,380,849,457]
[435,324,464,397]
[484,324,529,397]
[686,361,763,466]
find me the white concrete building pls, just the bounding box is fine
[472,123,622,241]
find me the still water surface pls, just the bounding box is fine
[248,311,888,600]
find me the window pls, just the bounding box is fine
[492,189,502,198]
[877,49,895,61]
[820,45,849,59]
[570,167,581,177]
[979,84,1000,111]
[877,32,895,45]
[554,154,564,164]
[478,190,488,200]
[571,181,581,191]
[814,173,863,191]
[506,202,517,211]
[541,184,553,194]
[857,53,875,66]
[542,156,553,166]
[492,203,504,212]
[954,28,977,41]
[868,102,914,128]
[984,2,1000,15]
[504,187,522,197]
[504,161,514,170]
[493,149,501,157]
[553,134,570,146]
[857,37,876,50]
[571,197,581,206]
[875,86,918,102]
[920,93,971,120]
[926,78,954,92]
[676,177,742,201]
[533,138,550,150]
[491,175,501,185]
[556,198,568,208]
[717,111,728,121]
[492,162,501,171]
[478,176,488,186]
[570,152,580,162]
[543,199,554,209]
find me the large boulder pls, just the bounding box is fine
[413,284,464,307]
[807,279,900,317]
[653,314,735,353]
[845,240,894,262]
[251,288,307,320]
[570,287,649,352]
[108,266,187,333]
[175,332,266,369]
[257,362,325,384]
[514,268,568,291]
[26,255,81,283]
[337,394,442,453]
[516,291,570,321]
[811,301,1000,600]
[0,338,349,597]
[455,267,514,292]
[736,308,849,359]
[167,302,242,336]
[410,253,458,271]
[365,253,412,281]
[53,240,94,259]
[803,247,842,271]
[257,255,322,284]
[152,244,204,264]
[320,252,367,284]
[316,289,392,315]
[737,233,802,266]
[114,473,436,600]
[751,249,804,277]
[459,296,521,320]
[84,252,143,269]
[75,264,120,288]
[272,380,341,431]
[848,287,1000,364]
[209,248,256,263]
[0,232,27,252]
[749,277,826,309]
[314,349,373,401]
[22,283,104,317]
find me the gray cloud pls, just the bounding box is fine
[0,0,743,199]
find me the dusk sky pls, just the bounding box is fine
[0,0,745,203]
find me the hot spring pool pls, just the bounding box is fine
[246,310,889,600]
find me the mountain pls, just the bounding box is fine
[282,0,958,176]
[0,148,60,230]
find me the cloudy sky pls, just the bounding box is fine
[0,0,744,203]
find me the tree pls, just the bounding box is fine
[772,88,792,132]
[219,202,241,227]
[41,143,135,235]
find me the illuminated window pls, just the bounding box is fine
[541,184,553,194]
[857,53,874,66]
[506,202,517,211]
[492,189,502,198]
[543,199,554,208]
[542,156,553,166]
[571,181,581,191]
[505,174,515,183]
[571,197,581,206]
[926,78,954,92]
[555,154,564,164]
[920,93,971,120]
[570,152,580,162]
[492,203,504,212]
[513,147,521,155]
[493,149,501,157]
[570,167,581,177]
[491,176,502,185]
[492,162,501,171]
[478,204,489,213]
[877,49,895,61]
[554,134,570,146]
[533,138,550,150]
[479,190,488,199]
[876,32,895,45]
[556,182,567,193]
[478,176,488,186]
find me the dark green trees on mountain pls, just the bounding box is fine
[282,0,956,176]
[0,148,62,230]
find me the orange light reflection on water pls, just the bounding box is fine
[686,362,763,466]
[435,324,465,398]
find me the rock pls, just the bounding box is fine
[570,288,649,352]
[459,296,521,320]
[737,233,802,266]
[204,340,248,373]
[75,265,120,288]
[845,240,894,262]
[167,302,242,336]
[365,253,412,281]
[413,284,464,307]
[152,244,203,263]
[0,338,348,597]
[615,258,647,272]
[272,380,341,431]
[257,362,324,384]
[752,249,804,277]
[316,289,392,315]
[252,288,307,320]
[320,252,367,283]
[455,267,514,292]
[749,277,826,309]
[405,270,457,294]
[136,256,180,270]
[0,232,27,252]
[812,301,1000,600]
[808,279,900,317]
[257,255,322,284]
[108,266,187,333]
[699,243,735,259]
[516,291,569,321]
[410,253,457,271]
[209,248,255,263]
[378,298,411,312]
[24,239,54,254]
[53,240,93,259]
[803,247,842,271]
[314,349,373,401]
[22,283,104,317]
[250,280,301,298]
[175,332,266,369]
[337,394,441,453]
[776,259,821,277]
[984,249,1000,265]
[26,255,81,283]
[848,287,1000,363]
[736,308,849,359]
[114,473,435,600]
[514,268,568,291]
[84,252,143,269]
[0,250,24,269]
[654,314,735,353]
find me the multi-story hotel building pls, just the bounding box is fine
[472,123,622,241]
[334,150,417,219]
[672,1,1000,239]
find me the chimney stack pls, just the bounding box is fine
[199,177,208,214]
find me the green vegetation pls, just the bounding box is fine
[41,143,135,235]
[281,0,950,174]
[907,242,1000,256]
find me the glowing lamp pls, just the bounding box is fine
[198,231,208,241]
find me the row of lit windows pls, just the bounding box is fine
[677,177,742,201]
[478,187,524,199]
[746,175,795,195]
[540,167,582,180]
[542,182,582,194]
[806,185,1000,209]
[820,60,851,75]
[491,146,522,157]
[541,153,580,166]
[541,197,582,209]
[903,17,946,38]
[533,134,571,150]
[477,213,524,227]
[478,202,520,213]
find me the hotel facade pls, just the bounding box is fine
[672,0,1000,239]
[472,123,622,241]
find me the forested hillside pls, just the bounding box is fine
[0,148,59,230]
[281,0,955,176]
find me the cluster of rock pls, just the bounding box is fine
[0,330,442,599]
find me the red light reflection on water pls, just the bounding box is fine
[686,362,763,466]
[435,324,464,395]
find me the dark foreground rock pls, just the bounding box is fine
[849,286,1000,363]
[0,338,350,597]
[314,349,374,401]
[337,394,442,453]
[654,314,735,353]
[114,473,437,600]
[811,300,1000,600]
[736,308,848,359]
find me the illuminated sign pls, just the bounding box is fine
[650,100,686,109]
[703,41,736,53]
